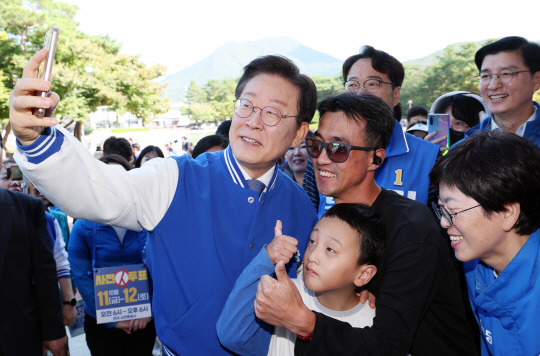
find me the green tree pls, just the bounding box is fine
[203,78,236,121]
[312,75,343,103]
[401,42,481,109]
[1,0,169,143]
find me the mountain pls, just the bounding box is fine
[161,37,342,102]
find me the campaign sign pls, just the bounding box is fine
[94,263,151,324]
[68,299,86,337]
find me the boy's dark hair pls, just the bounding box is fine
[235,55,317,127]
[216,120,232,139]
[99,154,131,171]
[406,106,428,122]
[323,203,386,267]
[103,136,133,163]
[192,134,229,159]
[475,36,540,73]
[135,145,164,168]
[317,92,394,149]
[432,94,484,128]
[430,131,540,235]
[342,46,404,121]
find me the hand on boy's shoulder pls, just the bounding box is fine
[265,220,298,265]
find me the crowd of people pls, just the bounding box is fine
[1,35,539,356]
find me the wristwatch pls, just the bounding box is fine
[63,298,77,306]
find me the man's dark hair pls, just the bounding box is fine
[430,131,540,235]
[323,203,386,267]
[475,36,540,73]
[342,46,405,121]
[235,55,317,126]
[103,136,133,163]
[135,145,164,168]
[99,154,131,171]
[317,92,395,149]
[406,106,428,122]
[216,119,232,139]
[432,94,484,128]
[192,134,229,159]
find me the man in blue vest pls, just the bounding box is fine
[315,46,439,217]
[9,51,318,355]
[465,36,540,145]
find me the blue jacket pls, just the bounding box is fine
[146,147,318,355]
[68,219,146,328]
[465,101,540,146]
[318,122,439,217]
[464,229,540,355]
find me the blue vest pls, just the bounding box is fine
[146,147,317,355]
[318,122,439,217]
[464,230,540,355]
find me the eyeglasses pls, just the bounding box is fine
[477,70,530,86]
[344,79,396,93]
[233,98,297,127]
[305,137,375,163]
[431,202,481,225]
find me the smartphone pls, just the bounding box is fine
[9,165,23,181]
[428,114,450,147]
[33,26,60,118]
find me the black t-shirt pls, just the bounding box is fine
[296,189,479,356]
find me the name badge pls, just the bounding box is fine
[94,263,152,324]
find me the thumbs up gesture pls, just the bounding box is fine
[255,261,315,335]
[265,220,299,265]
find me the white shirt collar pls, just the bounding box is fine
[490,105,537,137]
[233,155,275,192]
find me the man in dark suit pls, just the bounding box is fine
[0,132,67,355]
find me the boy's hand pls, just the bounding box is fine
[9,49,59,146]
[255,261,315,336]
[265,220,298,265]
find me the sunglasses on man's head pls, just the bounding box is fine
[305,137,375,163]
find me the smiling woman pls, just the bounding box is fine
[429,130,540,355]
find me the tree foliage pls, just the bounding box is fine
[184,78,236,124]
[0,0,169,140]
[400,42,483,109]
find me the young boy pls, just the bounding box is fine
[217,203,386,355]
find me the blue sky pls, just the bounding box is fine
[62,0,539,76]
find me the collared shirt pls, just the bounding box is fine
[233,155,275,193]
[490,105,537,137]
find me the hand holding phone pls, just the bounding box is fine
[427,114,450,148]
[33,26,59,118]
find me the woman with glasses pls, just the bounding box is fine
[429,131,540,356]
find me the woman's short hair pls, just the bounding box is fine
[430,131,540,235]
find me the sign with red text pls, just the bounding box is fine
[94,264,151,324]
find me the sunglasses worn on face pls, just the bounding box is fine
[305,137,375,163]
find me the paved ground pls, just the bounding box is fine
[68,332,91,356]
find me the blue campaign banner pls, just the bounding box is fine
[94,263,152,324]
